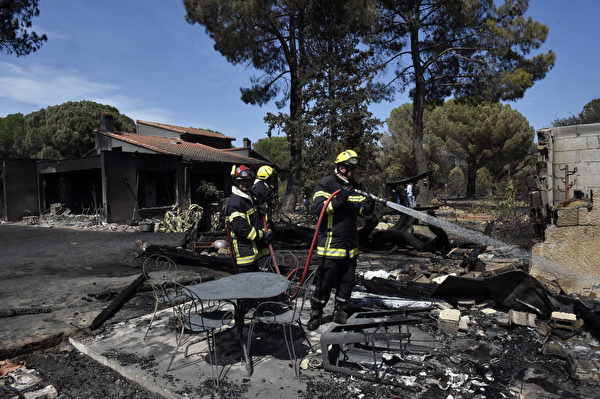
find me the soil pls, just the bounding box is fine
[1,206,597,398]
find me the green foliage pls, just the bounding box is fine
[380,100,534,198]
[476,167,494,197]
[371,0,555,194]
[496,178,519,220]
[0,0,47,56]
[1,100,136,160]
[0,113,26,157]
[427,99,534,198]
[553,98,600,126]
[448,166,466,198]
[184,0,386,209]
[253,136,290,171]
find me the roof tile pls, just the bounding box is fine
[102,132,262,165]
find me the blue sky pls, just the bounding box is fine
[1,0,599,147]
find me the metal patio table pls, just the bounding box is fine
[186,272,289,376]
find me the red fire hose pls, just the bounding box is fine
[225,221,238,274]
[263,215,280,274]
[285,189,340,298]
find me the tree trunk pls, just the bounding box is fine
[466,163,477,198]
[410,14,432,206]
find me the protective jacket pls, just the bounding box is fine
[226,186,265,266]
[312,174,372,259]
[251,179,273,230]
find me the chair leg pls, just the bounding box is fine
[167,324,186,372]
[144,300,159,340]
[246,320,256,357]
[205,330,218,386]
[282,324,299,378]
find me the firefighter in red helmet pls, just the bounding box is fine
[226,165,273,273]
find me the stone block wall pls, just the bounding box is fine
[536,123,600,207]
[531,190,600,296]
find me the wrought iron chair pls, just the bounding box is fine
[260,249,298,275]
[166,282,233,386]
[246,267,317,377]
[142,254,178,339]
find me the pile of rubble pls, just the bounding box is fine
[21,214,140,232]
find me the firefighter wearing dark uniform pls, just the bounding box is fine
[226,165,272,273]
[251,165,276,270]
[307,150,374,330]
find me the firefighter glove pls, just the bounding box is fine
[362,198,374,214]
[258,203,269,215]
[332,186,352,208]
[262,230,273,244]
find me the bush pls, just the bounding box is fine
[476,167,494,197]
[448,166,466,198]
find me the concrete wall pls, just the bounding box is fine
[537,123,600,206]
[531,189,600,296]
[101,151,187,223]
[1,159,39,221]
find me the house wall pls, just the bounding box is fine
[95,132,156,154]
[137,124,180,139]
[137,123,233,149]
[537,123,600,206]
[101,151,187,223]
[181,133,233,149]
[1,159,39,221]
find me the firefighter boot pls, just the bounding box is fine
[307,309,323,331]
[333,301,349,324]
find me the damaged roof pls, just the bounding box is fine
[136,120,235,141]
[100,131,263,165]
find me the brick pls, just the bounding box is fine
[438,309,461,334]
[23,385,58,399]
[458,316,470,331]
[556,207,578,226]
[550,311,583,331]
[509,309,537,327]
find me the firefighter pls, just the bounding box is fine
[307,150,374,330]
[251,165,276,270]
[226,165,272,273]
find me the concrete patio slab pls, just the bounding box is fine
[69,301,331,398]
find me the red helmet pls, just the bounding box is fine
[232,165,255,181]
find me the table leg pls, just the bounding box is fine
[235,300,253,376]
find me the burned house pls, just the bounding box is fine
[0,114,270,223]
[529,123,600,295]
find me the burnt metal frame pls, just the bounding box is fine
[320,310,430,381]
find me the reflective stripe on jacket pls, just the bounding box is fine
[226,187,264,265]
[312,174,369,259]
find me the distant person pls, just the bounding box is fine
[392,188,401,204]
[406,183,414,207]
[307,150,374,330]
[302,192,310,213]
[226,165,272,273]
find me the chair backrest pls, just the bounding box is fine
[143,254,177,287]
[169,282,232,333]
[261,250,298,274]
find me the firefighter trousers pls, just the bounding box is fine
[310,256,357,310]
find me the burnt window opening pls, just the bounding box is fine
[137,170,176,208]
